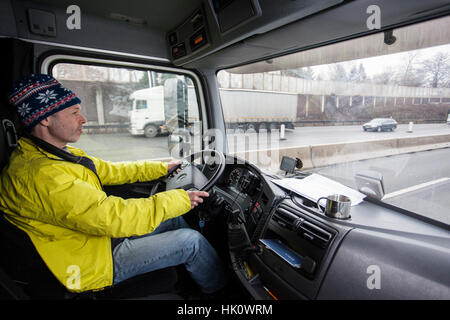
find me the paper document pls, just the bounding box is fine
[272,173,365,206]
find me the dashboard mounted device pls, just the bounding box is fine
[280,156,303,174]
[355,170,385,200]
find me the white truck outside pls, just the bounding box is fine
[129,85,199,137]
[129,86,298,137]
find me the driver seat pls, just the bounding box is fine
[0,116,181,300]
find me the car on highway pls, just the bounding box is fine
[0,0,449,303]
[362,118,398,132]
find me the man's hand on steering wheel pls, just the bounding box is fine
[160,151,225,212]
[187,191,209,209]
[167,159,182,174]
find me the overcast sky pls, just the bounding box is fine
[312,43,450,78]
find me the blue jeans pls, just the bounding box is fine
[112,216,227,293]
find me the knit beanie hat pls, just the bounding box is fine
[8,74,82,131]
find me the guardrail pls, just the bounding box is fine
[232,133,450,170]
[81,119,446,134]
[294,119,445,126]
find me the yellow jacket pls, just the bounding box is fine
[0,137,191,292]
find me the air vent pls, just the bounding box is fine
[273,207,334,248]
[273,208,298,230]
[297,220,332,248]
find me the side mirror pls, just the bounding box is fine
[164,78,188,133]
[355,170,385,200]
[168,129,192,158]
[169,134,182,143]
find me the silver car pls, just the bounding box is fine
[362,118,398,132]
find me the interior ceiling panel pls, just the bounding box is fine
[8,0,450,70]
[183,0,450,70]
[29,0,204,32]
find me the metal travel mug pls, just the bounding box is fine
[317,194,351,219]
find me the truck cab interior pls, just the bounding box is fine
[1,0,450,300]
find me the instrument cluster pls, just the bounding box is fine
[224,166,260,196]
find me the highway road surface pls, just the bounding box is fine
[75,123,450,161]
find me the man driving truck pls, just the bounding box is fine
[0,74,227,295]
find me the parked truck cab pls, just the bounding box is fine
[130,79,200,138]
[129,86,165,137]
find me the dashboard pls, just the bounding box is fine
[209,154,450,300]
[215,163,272,241]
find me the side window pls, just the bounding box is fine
[52,63,202,162]
[135,100,147,110]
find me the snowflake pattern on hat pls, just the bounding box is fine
[36,90,58,104]
[8,74,82,131]
[18,103,31,117]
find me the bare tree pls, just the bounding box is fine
[417,52,450,88]
[329,64,348,81]
[371,69,395,85]
[398,52,423,86]
[348,63,367,82]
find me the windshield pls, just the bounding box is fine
[217,16,450,226]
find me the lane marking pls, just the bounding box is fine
[383,177,450,199]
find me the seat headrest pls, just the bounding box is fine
[0,118,18,171]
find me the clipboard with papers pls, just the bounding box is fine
[272,173,366,206]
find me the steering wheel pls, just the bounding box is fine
[150,150,226,196]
